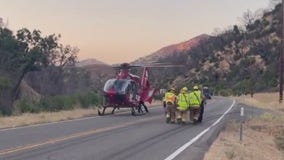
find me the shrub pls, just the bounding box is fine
[39,95,76,111]
[0,76,12,91]
[219,89,233,97]
[77,92,99,108]
[16,97,40,113]
[15,91,99,114]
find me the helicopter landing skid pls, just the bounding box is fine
[97,106,117,116]
[131,106,146,116]
[97,105,147,116]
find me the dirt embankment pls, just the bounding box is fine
[204,93,284,160]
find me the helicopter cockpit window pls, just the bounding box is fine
[126,82,134,92]
[126,81,138,101]
[103,79,130,93]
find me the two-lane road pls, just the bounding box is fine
[0,97,237,160]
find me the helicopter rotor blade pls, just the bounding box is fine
[112,62,185,70]
[112,63,142,69]
[135,64,184,68]
[130,62,185,68]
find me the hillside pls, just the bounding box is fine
[23,57,114,96]
[82,63,115,90]
[135,3,282,96]
[134,34,210,64]
[76,58,115,89]
[76,58,107,67]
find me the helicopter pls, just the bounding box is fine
[98,63,157,116]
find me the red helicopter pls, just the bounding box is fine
[98,63,157,116]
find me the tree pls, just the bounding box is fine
[0,28,78,115]
[269,0,281,9]
[240,9,262,31]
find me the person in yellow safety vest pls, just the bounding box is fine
[164,88,177,123]
[176,87,190,124]
[189,85,202,123]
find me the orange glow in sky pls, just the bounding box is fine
[0,0,271,64]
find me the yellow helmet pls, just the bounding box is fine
[170,87,176,92]
[193,85,199,90]
[181,87,188,91]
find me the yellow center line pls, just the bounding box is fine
[0,115,162,156]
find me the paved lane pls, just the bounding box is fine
[0,97,237,160]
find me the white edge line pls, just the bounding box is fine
[164,100,236,160]
[0,105,161,132]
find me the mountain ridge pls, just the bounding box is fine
[155,34,210,56]
[76,58,108,67]
[134,34,210,63]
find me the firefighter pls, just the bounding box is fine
[164,88,177,123]
[189,85,202,123]
[176,87,190,124]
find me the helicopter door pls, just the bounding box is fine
[127,81,139,103]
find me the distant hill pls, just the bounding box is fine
[76,58,107,67]
[154,34,210,56]
[131,34,211,89]
[77,59,115,90]
[134,34,210,63]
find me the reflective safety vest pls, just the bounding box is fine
[189,90,202,107]
[164,92,176,104]
[177,93,190,110]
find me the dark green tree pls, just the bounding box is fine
[0,28,77,115]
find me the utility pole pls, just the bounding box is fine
[280,0,284,103]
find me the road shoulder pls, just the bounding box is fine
[204,95,284,160]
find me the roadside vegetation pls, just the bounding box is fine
[0,101,161,129]
[204,92,284,160]
[148,1,282,98]
[0,108,97,129]
[0,27,102,116]
[15,91,100,113]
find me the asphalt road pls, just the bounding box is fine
[0,97,239,160]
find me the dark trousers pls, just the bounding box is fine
[198,100,205,122]
[163,101,166,114]
[190,107,200,121]
[139,101,149,113]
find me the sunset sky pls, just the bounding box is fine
[0,0,272,64]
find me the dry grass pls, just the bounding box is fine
[0,108,97,129]
[204,92,284,160]
[236,92,284,111]
[204,114,284,160]
[0,101,162,129]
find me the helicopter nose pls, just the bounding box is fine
[105,93,125,104]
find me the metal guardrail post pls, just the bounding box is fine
[240,107,244,141]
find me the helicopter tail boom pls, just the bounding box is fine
[140,67,157,103]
